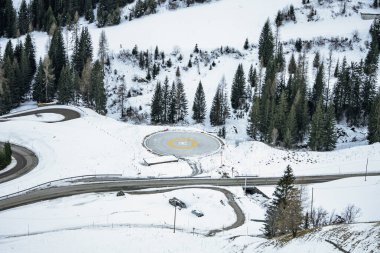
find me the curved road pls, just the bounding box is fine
[0,107,80,183]
[1,107,379,234]
[0,107,81,122]
[0,143,38,184]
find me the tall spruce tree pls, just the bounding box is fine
[247,95,261,140]
[91,60,107,114]
[210,77,230,126]
[311,63,325,114]
[49,28,66,87]
[258,19,274,67]
[368,91,380,144]
[161,77,170,123]
[57,65,74,104]
[18,0,30,35]
[309,102,325,151]
[175,80,188,121]
[192,81,206,123]
[231,63,246,110]
[151,81,162,123]
[264,165,297,238]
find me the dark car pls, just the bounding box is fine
[191,210,204,217]
[169,197,187,208]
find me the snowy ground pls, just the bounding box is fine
[0,105,379,197]
[0,176,379,252]
[1,0,380,252]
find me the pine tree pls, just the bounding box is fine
[161,77,170,123]
[168,82,177,123]
[33,58,45,102]
[243,38,249,50]
[311,63,325,114]
[368,91,380,144]
[295,38,302,52]
[288,54,297,75]
[264,165,297,238]
[247,95,261,140]
[91,61,107,114]
[323,103,337,151]
[309,102,324,151]
[248,65,257,88]
[98,30,109,66]
[57,65,74,104]
[0,63,12,114]
[175,80,188,121]
[192,81,206,123]
[274,91,289,143]
[151,81,162,123]
[284,104,297,148]
[258,19,274,67]
[3,0,16,38]
[210,77,230,126]
[231,63,246,110]
[18,0,30,35]
[49,28,66,87]
[84,0,95,23]
[24,34,37,79]
[313,51,320,68]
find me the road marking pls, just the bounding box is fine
[166,138,199,150]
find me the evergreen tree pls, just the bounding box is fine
[311,63,325,114]
[18,0,30,35]
[49,28,66,87]
[243,38,249,50]
[347,62,363,126]
[98,30,109,66]
[274,91,289,143]
[79,60,92,104]
[91,60,107,114]
[57,65,74,104]
[284,104,297,148]
[97,0,120,27]
[247,95,261,140]
[210,77,230,126]
[231,63,246,110]
[368,91,380,144]
[192,81,206,123]
[323,103,337,151]
[264,165,297,238]
[33,58,44,102]
[258,19,274,67]
[0,63,12,114]
[248,65,257,88]
[175,80,188,121]
[309,102,325,151]
[313,51,320,68]
[84,0,95,23]
[288,53,297,75]
[295,38,302,52]
[24,34,37,78]
[151,81,162,123]
[161,77,170,123]
[168,82,177,123]
[3,0,16,38]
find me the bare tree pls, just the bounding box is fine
[342,204,361,224]
[98,30,109,66]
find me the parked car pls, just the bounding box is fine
[191,210,204,217]
[169,197,187,208]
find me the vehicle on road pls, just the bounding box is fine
[191,210,204,217]
[169,197,187,208]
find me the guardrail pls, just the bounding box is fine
[0,174,122,200]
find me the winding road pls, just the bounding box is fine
[1,106,379,235]
[0,143,38,184]
[0,107,81,122]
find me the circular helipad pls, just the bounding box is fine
[144,131,223,158]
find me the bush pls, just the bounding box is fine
[0,142,12,170]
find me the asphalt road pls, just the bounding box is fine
[0,143,38,184]
[1,172,379,213]
[0,107,79,183]
[1,107,81,122]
